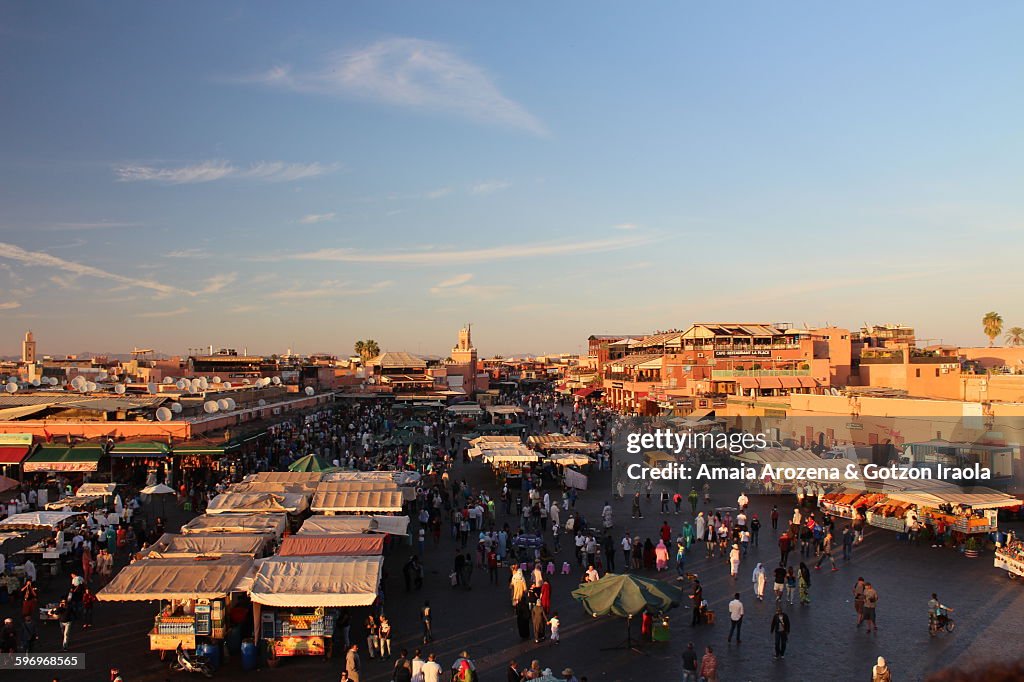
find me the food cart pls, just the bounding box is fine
[96,555,253,660]
[249,555,384,663]
[994,536,1024,580]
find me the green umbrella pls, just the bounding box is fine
[572,573,682,652]
[571,573,683,618]
[288,453,331,472]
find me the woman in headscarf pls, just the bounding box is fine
[510,567,527,607]
[532,562,544,588]
[694,512,706,545]
[799,562,812,605]
[531,599,547,643]
[631,537,643,570]
[643,538,656,570]
[751,563,767,601]
[456,658,473,682]
[81,544,93,584]
[515,595,531,640]
[682,520,694,549]
[729,543,741,578]
[539,579,551,615]
[871,656,891,682]
[655,539,670,571]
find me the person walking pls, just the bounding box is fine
[770,505,779,532]
[727,593,744,644]
[631,493,643,519]
[729,543,741,578]
[778,531,792,566]
[421,653,442,682]
[547,611,560,645]
[815,531,838,571]
[346,644,362,682]
[53,600,72,651]
[872,656,891,682]
[379,615,392,658]
[750,514,761,547]
[688,488,699,515]
[681,642,699,682]
[853,577,866,627]
[690,580,704,626]
[785,567,797,606]
[772,564,786,602]
[770,605,790,659]
[863,582,879,634]
[19,615,37,653]
[752,563,767,601]
[81,587,96,630]
[421,601,433,644]
[699,645,719,682]
[798,563,811,605]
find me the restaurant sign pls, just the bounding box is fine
[0,433,32,446]
[23,461,99,473]
[274,636,325,657]
[714,350,772,357]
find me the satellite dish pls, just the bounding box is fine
[198,377,209,390]
[191,378,203,392]
[84,382,97,393]
[304,386,314,396]
[258,399,266,407]
[217,398,230,411]
[97,371,108,381]
[31,379,40,387]
[71,376,85,390]
[148,383,158,394]
[155,407,172,422]
[223,382,231,389]
[242,378,251,385]
[175,379,188,390]
[203,400,219,414]
[163,377,174,384]
[271,377,281,385]
[212,376,221,384]
[5,383,17,393]
[225,398,236,410]
[47,377,58,386]
[170,402,183,414]
[114,384,126,395]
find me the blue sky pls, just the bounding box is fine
[1,2,1021,357]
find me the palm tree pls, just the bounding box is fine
[1005,327,1024,347]
[983,312,1004,347]
[364,339,380,360]
[354,340,365,360]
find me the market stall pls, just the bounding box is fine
[43,495,104,511]
[309,489,405,515]
[0,511,84,530]
[143,533,274,559]
[296,515,409,536]
[181,513,288,538]
[96,555,253,659]
[244,471,325,485]
[313,480,415,503]
[205,492,310,516]
[277,534,384,557]
[250,555,384,660]
[995,536,1024,580]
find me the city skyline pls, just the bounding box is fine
[1,3,1022,355]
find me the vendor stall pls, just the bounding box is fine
[0,511,84,530]
[96,555,253,659]
[250,555,384,660]
[244,471,324,485]
[142,533,274,559]
[309,489,405,515]
[181,513,288,538]
[206,492,310,516]
[995,536,1024,580]
[43,495,104,511]
[297,515,410,537]
[277,534,384,557]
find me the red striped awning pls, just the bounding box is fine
[0,446,30,464]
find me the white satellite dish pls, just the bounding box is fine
[163,377,174,384]
[31,379,40,387]
[48,377,58,386]
[212,376,222,384]
[148,383,158,394]
[84,381,97,393]
[216,398,229,411]
[71,376,85,390]
[304,386,314,396]
[175,379,188,390]
[203,400,219,414]
[97,371,108,381]
[155,407,172,422]
[271,377,281,385]
[258,399,266,407]
[223,382,231,389]
[5,383,17,393]
[242,378,251,385]
[224,398,236,410]
[114,384,126,395]
[198,377,209,390]
[170,402,183,414]
[190,378,203,392]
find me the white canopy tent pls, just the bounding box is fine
[181,513,288,537]
[297,515,410,536]
[206,492,310,515]
[0,511,84,530]
[310,490,405,514]
[248,555,384,608]
[96,556,253,602]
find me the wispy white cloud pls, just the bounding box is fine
[0,241,185,295]
[229,305,259,314]
[430,282,512,299]
[282,234,652,266]
[200,272,237,294]
[434,273,474,288]
[614,222,639,230]
[114,160,338,184]
[164,248,211,259]
[246,38,546,135]
[267,280,394,300]
[300,212,337,224]
[471,180,511,195]
[0,301,21,310]
[138,307,190,318]
[424,187,453,200]
[49,274,79,290]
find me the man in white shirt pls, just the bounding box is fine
[737,493,749,510]
[421,653,442,682]
[727,593,744,643]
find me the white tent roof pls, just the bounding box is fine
[181,513,288,537]
[76,483,117,496]
[142,533,272,559]
[206,492,310,515]
[97,556,253,602]
[244,471,324,484]
[314,481,415,502]
[297,515,410,536]
[141,483,176,495]
[0,511,84,530]
[248,555,384,607]
[322,470,421,486]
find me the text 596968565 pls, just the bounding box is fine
[0,653,86,670]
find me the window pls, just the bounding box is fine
[935,368,940,377]
[915,369,921,378]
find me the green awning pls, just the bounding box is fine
[174,446,226,456]
[24,443,106,473]
[110,442,169,457]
